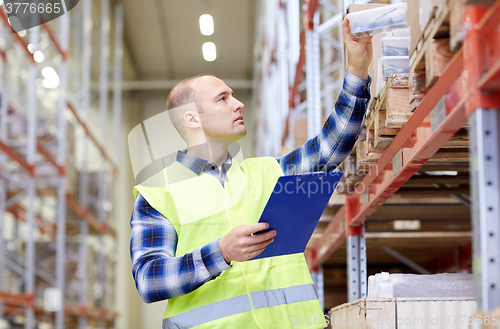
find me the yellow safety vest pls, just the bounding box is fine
[134,157,326,329]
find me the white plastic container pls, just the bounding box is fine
[385,27,411,37]
[379,56,409,77]
[346,3,408,37]
[380,37,411,56]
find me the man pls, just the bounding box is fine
[131,18,372,329]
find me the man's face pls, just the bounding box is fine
[192,76,246,142]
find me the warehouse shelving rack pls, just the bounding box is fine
[254,0,346,309]
[0,0,123,327]
[254,0,344,157]
[254,0,500,316]
[304,0,500,313]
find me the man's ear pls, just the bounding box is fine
[184,111,201,129]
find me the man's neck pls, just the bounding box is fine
[186,140,230,167]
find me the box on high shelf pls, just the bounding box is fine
[449,0,465,52]
[293,116,328,149]
[425,38,455,88]
[407,0,449,59]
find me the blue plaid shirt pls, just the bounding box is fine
[130,71,371,303]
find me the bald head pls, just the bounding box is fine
[167,73,216,110]
[167,73,215,139]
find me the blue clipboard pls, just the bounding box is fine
[250,172,343,260]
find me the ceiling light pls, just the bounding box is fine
[41,66,60,88]
[34,50,44,63]
[199,14,214,36]
[17,30,26,37]
[202,42,216,62]
[27,44,35,53]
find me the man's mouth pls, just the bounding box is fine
[235,116,244,123]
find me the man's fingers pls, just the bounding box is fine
[342,18,360,42]
[249,222,270,235]
[250,230,276,245]
[341,18,352,39]
[249,237,274,253]
[247,246,267,259]
[358,33,370,46]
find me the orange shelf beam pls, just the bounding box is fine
[0,9,35,63]
[66,194,116,238]
[475,1,500,91]
[66,101,119,175]
[40,23,67,61]
[0,140,35,176]
[7,203,57,235]
[0,291,29,308]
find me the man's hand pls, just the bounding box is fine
[219,223,276,263]
[342,18,373,80]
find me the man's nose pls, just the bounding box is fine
[233,98,245,111]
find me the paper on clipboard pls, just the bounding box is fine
[250,172,343,260]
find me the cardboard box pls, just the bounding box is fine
[408,0,422,57]
[294,116,328,149]
[408,0,447,57]
[331,298,477,329]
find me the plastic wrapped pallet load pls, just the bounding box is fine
[330,273,476,329]
[367,272,474,298]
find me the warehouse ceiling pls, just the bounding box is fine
[120,0,256,80]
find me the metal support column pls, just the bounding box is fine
[55,10,70,329]
[277,4,289,156]
[308,248,325,310]
[0,34,9,292]
[346,196,366,302]
[25,25,39,329]
[113,4,124,168]
[463,4,500,313]
[469,109,500,312]
[305,13,322,140]
[98,0,111,326]
[79,0,92,326]
[287,0,300,86]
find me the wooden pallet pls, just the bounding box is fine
[365,74,411,149]
[410,0,457,90]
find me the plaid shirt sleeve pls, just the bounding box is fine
[277,70,371,175]
[130,194,231,303]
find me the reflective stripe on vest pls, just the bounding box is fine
[162,284,318,329]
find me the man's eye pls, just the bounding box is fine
[219,97,226,102]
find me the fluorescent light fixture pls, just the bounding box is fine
[41,66,60,88]
[199,14,214,36]
[34,50,44,62]
[202,42,216,62]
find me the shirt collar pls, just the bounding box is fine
[176,149,232,176]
